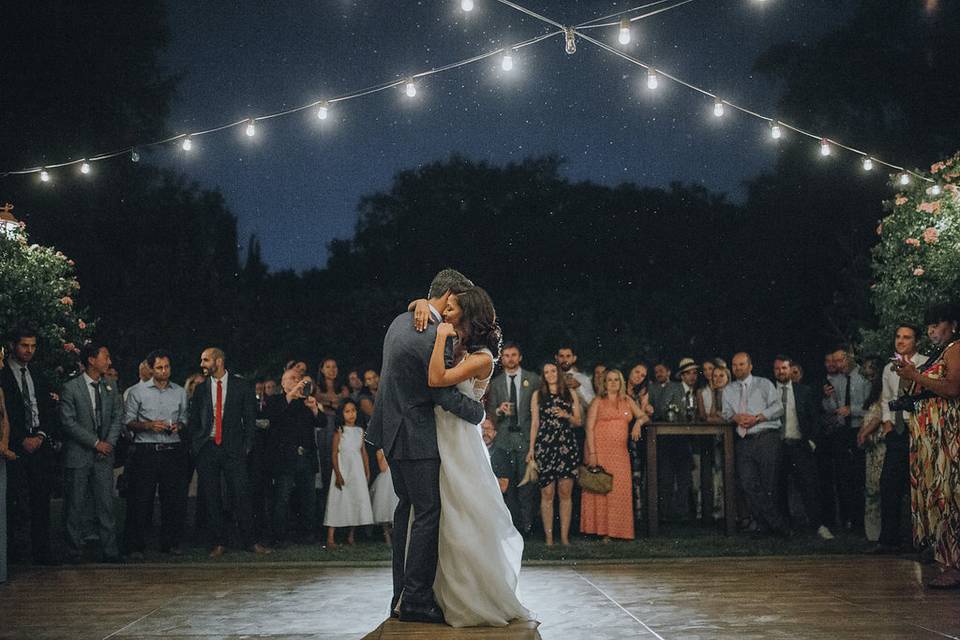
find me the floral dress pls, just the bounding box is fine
[534,393,579,487]
[863,402,885,542]
[910,343,960,569]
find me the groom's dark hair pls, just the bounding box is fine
[428,268,474,299]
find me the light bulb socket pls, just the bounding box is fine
[618,18,631,45]
[565,28,577,55]
[647,69,658,90]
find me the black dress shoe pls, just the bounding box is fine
[398,604,445,624]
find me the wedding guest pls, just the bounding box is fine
[697,363,731,522]
[186,348,269,557]
[858,356,886,542]
[648,362,683,421]
[370,448,399,544]
[324,400,373,547]
[722,352,789,537]
[791,363,805,384]
[527,363,582,546]
[701,359,717,390]
[556,346,595,407]
[268,368,321,546]
[358,369,380,419]
[773,356,833,540]
[347,369,365,402]
[869,324,927,554]
[482,417,512,495]
[486,342,540,536]
[123,350,189,558]
[657,358,698,520]
[626,364,654,416]
[2,325,59,565]
[698,364,730,422]
[317,358,349,415]
[581,369,647,541]
[592,364,607,397]
[894,303,960,588]
[249,378,273,545]
[286,361,308,377]
[60,342,124,563]
[263,378,279,397]
[0,348,19,582]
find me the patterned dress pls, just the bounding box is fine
[580,397,635,540]
[910,343,960,569]
[534,392,579,488]
[863,402,885,542]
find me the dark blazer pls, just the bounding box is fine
[648,381,684,421]
[59,373,124,469]
[485,368,540,453]
[367,311,485,460]
[0,362,59,455]
[264,394,321,473]
[186,373,257,459]
[791,382,820,440]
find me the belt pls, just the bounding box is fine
[741,429,778,440]
[136,442,181,452]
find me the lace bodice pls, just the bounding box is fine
[455,348,494,402]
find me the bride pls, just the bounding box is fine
[416,287,531,628]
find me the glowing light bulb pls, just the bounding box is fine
[820,139,831,156]
[318,102,330,120]
[405,79,417,97]
[131,149,140,163]
[564,28,576,55]
[181,136,192,151]
[618,18,631,45]
[899,173,911,186]
[80,161,91,174]
[39,169,50,183]
[770,121,782,139]
[245,120,256,137]
[713,98,724,117]
[501,52,513,71]
[862,157,873,171]
[929,184,942,196]
[646,69,658,90]
[461,0,474,11]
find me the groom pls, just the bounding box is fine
[367,269,485,624]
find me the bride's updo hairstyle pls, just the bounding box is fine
[455,287,503,358]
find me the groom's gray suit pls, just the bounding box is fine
[367,310,484,613]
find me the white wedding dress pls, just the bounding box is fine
[433,348,531,627]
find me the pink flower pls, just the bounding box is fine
[931,161,945,173]
[913,267,925,276]
[60,296,73,306]
[63,342,76,352]
[78,319,87,330]
[905,238,921,247]
[917,201,941,214]
[923,227,939,244]
[67,259,75,266]
[895,196,908,206]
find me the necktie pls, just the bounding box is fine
[738,382,748,413]
[215,379,224,445]
[780,385,788,426]
[91,381,103,435]
[685,389,694,421]
[844,374,852,429]
[508,374,518,430]
[21,367,34,432]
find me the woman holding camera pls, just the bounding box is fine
[895,303,960,588]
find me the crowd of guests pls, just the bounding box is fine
[0,302,958,589]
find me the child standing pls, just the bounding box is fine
[324,400,373,547]
[369,449,399,544]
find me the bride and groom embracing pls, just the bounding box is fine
[366,269,531,628]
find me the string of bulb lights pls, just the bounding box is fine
[2,0,937,192]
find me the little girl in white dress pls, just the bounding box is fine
[370,449,399,543]
[324,400,373,547]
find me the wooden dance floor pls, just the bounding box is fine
[1,557,957,639]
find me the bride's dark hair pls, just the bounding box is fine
[454,287,502,358]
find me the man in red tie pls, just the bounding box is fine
[186,348,270,557]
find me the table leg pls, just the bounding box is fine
[723,427,736,536]
[646,426,658,537]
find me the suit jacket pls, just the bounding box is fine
[186,373,256,459]
[264,394,321,473]
[485,369,540,452]
[59,373,123,469]
[790,382,820,441]
[367,311,485,461]
[648,381,684,421]
[0,362,59,456]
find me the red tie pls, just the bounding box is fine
[215,379,223,445]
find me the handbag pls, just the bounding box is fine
[577,464,613,494]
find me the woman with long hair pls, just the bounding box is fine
[858,356,887,542]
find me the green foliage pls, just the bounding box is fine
[0,222,93,380]
[863,152,960,353]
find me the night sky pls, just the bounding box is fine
[157,0,848,271]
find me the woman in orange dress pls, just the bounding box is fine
[581,369,648,541]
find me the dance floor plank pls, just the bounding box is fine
[1,557,956,639]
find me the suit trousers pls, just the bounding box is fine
[273,455,317,541]
[736,431,787,533]
[499,439,536,534]
[657,439,693,521]
[878,431,911,547]
[389,457,441,609]
[5,448,54,562]
[830,427,866,531]
[64,459,118,559]
[125,445,189,553]
[779,439,822,529]
[196,441,254,548]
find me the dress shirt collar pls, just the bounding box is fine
[428,304,443,323]
[211,371,228,383]
[82,372,100,386]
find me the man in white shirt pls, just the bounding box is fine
[556,346,594,406]
[870,324,928,553]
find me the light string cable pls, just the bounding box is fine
[575,0,701,30]
[0,28,562,178]
[575,0,690,27]
[572,28,933,182]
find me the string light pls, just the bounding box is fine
[405,79,417,97]
[928,184,942,196]
[770,121,782,140]
[646,69,658,90]
[245,120,256,137]
[80,161,91,175]
[131,149,140,163]
[317,102,329,120]
[461,0,474,11]
[39,169,50,183]
[618,18,631,45]
[713,98,724,117]
[820,138,831,156]
[899,173,911,186]
[181,136,193,151]
[862,157,874,171]
[501,50,514,71]
[565,27,577,54]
